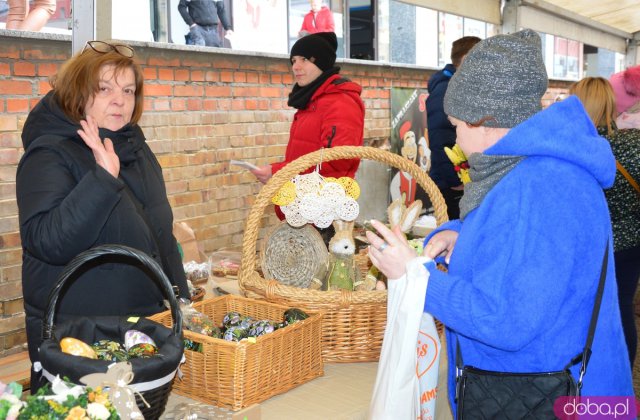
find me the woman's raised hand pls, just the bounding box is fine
[78,115,120,178]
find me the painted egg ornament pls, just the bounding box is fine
[223,312,254,329]
[124,329,156,351]
[248,320,276,337]
[283,308,309,325]
[127,342,159,358]
[223,326,248,342]
[92,340,128,362]
[60,337,97,359]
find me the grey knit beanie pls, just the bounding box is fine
[444,29,548,128]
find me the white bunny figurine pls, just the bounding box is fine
[324,220,361,291]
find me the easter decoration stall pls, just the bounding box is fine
[238,146,448,362]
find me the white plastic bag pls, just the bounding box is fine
[417,312,441,420]
[369,257,441,420]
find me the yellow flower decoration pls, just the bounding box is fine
[271,180,296,205]
[337,177,360,199]
[65,406,88,420]
[324,177,337,184]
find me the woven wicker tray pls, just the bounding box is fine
[238,146,448,362]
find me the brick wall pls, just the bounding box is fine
[0,33,572,357]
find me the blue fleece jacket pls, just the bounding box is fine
[424,96,634,414]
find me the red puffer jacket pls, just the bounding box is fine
[271,74,365,178]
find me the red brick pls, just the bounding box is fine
[0,63,9,76]
[145,84,172,96]
[37,62,58,77]
[148,56,181,67]
[174,85,204,97]
[6,99,28,113]
[220,71,233,82]
[158,68,174,81]
[13,61,36,77]
[205,86,231,97]
[0,80,32,95]
[175,69,190,81]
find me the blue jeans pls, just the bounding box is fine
[189,24,221,47]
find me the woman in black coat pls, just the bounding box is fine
[16,41,190,391]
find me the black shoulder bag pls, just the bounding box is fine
[455,241,609,419]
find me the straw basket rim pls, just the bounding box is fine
[238,146,448,306]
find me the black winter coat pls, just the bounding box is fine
[17,91,189,362]
[426,63,460,190]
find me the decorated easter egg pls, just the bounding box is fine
[223,312,253,329]
[124,329,156,351]
[283,308,309,325]
[127,342,159,358]
[92,340,128,362]
[60,337,97,359]
[248,320,276,337]
[223,326,248,342]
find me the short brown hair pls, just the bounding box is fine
[50,42,144,124]
[569,77,617,136]
[451,36,481,67]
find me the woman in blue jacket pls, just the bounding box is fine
[367,30,633,416]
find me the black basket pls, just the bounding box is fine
[38,244,184,420]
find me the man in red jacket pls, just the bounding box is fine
[299,0,335,37]
[251,32,365,186]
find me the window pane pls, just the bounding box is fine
[438,13,463,68]
[231,0,288,54]
[463,17,485,38]
[416,8,438,67]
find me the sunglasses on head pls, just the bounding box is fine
[82,40,134,58]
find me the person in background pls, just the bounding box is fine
[250,32,364,185]
[299,0,335,37]
[16,40,190,392]
[5,0,56,31]
[570,77,640,368]
[426,36,481,220]
[610,65,640,129]
[366,30,633,416]
[178,0,233,47]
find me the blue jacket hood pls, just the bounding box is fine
[486,95,616,189]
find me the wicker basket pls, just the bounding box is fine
[39,245,183,420]
[238,146,448,362]
[149,295,323,411]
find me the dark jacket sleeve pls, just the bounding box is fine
[215,0,231,30]
[17,147,124,265]
[426,72,460,189]
[177,0,194,26]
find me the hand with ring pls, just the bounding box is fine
[365,220,417,280]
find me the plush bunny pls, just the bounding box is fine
[324,220,361,291]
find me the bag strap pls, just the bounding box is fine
[570,238,609,391]
[616,160,640,195]
[455,239,609,392]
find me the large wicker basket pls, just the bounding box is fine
[238,146,448,362]
[149,295,323,410]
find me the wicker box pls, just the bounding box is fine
[149,295,323,410]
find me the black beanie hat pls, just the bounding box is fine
[290,32,337,72]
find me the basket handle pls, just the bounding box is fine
[239,146,448,285]
[42,244,183,340]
